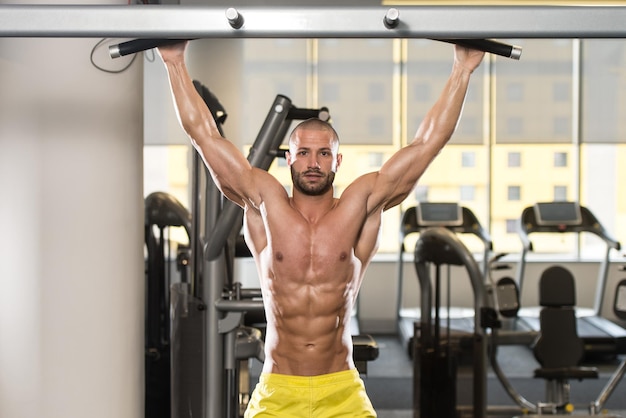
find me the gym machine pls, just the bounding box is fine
[516,202,626,359]
[411,227,491,418]
[398,203,533,417]
[145,191,192,418]
[409,209,626,418]
[515,265,625,417]
[396,202,493,357]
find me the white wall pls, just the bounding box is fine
[0,8,144,418]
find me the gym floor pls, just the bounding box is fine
[249,334,626,417]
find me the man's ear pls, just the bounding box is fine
[334,153,343,172]
[285,151,293,166]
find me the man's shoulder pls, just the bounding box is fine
[339,172,378,198]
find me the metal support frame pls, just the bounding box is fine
[413,227,489,418]
[3,4,626,38]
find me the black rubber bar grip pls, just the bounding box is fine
[111,38,522,60]
[435,38,522,60]
[109,38,190,58]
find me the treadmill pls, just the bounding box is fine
[397,202,492,354]
[516,201,626,358]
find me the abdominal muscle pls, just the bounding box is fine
[258,251,359,376]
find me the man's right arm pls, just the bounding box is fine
[157,42,257,208]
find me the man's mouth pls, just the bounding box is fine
[304,171,322,178]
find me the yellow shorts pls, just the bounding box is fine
[244,369,377,418]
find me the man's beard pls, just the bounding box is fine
[291,167,335,196]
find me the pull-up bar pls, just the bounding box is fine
[108,7,523,60]
[2,4,626,39]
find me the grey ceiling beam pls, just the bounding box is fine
[2,4,626,39]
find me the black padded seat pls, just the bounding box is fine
[534,366,599,381]
[352,334,379,374]
[533,266,599,382]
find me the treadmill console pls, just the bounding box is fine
[534,201,582,226]
[417,202,463,226]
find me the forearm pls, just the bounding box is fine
[163,59,223,147]
[412,61,473,153]
[374,61,475,210]
[161,52,253,206]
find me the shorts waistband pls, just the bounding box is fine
[258,369,360,387]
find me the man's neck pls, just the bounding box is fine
[290,190,336,224]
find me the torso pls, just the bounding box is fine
[243,177,381,376]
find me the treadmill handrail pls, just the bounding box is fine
[518,203,621,252]
[400,204,492,276]
[413,227,488,334]
[516,202,622,315]
[145,191,192,237]
[400,204,492,248]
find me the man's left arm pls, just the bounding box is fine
[368,45,485,213]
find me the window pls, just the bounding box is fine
[458,116,478,136]
[553,82,570,102]
[506,219,518,234]
[318,39,394,146]
[460,185,475,201]
[368,116,385,136]
[368,82,385,102]
[145,38,626,257]
[414,185,429,202]
[507,82,524,101]
[508,186,521,201]
[321,82,340,102]
[414,83,431,101]
[553,116,570,136]
[507,117,524,136]
[554,152,568,167]
[554,185,568,201]
[461,151,476,168]
[508,152,521,167]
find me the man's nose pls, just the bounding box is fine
[307,156,320,169]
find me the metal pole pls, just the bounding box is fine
[204,180,226,418]
[3,5,626,38]
[204,94,292,261]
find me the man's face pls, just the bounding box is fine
[286,128,342,196]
